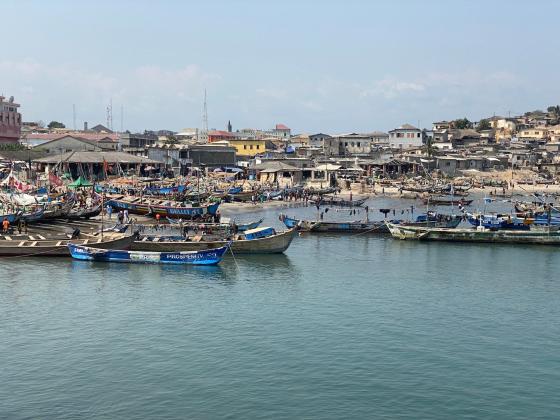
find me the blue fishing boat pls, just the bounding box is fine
[467,213,530,230]
[107,198,219,218]
[0,212,22,225]
[22,206,45,223]
[228,186,243,194]
[68,242,229,265]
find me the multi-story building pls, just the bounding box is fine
[147,143,236,174]
[0,95,22,144]
[516,127,549,144]
[272,124,291,140]
[388,124,423,149]
[324,133,374,156]
[119,132,158,156]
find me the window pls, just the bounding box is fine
[244,145,247,150]
[250,145,253,150]
[417,133,421,137]
[357,142,361,147]
[256,145,260,149]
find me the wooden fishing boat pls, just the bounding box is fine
[22,207,45,223]
[107,197,220,219]
[68,242,229,265]
[0,232,136,256]
[280,214,387,233]
[165,217,263,232]
[42,200,74,220]
[132,227,297,254]
[314,196,366,207]
[423,198,473,206]
[280,212,461,233]
[67,203,102,220]
[386,223,560,244]
[227,190,257,202]
[0,212,22,224]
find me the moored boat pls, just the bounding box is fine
[132,226,297,254]
[280,214,387,233]
[0,232,136,256]
[68,242,229,265]
[107,197,220,219]
[387,223,560,244]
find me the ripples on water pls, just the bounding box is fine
[2,202,560,419]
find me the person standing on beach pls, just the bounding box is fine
[2,218,10,234]
[106,204,113,219]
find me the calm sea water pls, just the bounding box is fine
[2,198,560,419]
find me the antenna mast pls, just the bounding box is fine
[106,98,113,131]
[202,89,208,132]
[72,104,76,130]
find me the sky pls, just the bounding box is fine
[2,0,560,134]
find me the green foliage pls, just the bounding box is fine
[453,118,473,129]
[0,143,27,151]
[47,121,66,129]
[477,119,492,131]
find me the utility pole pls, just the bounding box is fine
[72,104,76,131]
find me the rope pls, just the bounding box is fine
[227,242,240,270]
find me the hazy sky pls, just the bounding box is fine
[2,0,559,133]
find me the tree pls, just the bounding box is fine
[477,119,492,131]
[423,135,436,158]
[453,117,473,129]
[48,121,66,129]
[547,105,560,115]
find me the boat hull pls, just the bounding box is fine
[132,228,297,254]
[107,199,219,218]
[0,233,135,256]
[387,224,560,244]
[68,243,228,265]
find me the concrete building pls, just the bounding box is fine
[370,131,389,147]
[147,143,236,174]
[119,132,158,155]
[308,133,331,149]
[272,124,291,140]
[324,133,374,156]
[0,95,22,144]
[388,124,423,149]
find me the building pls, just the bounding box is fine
[548,125,560,142]
[517,127,549,144]
[369,131,389,147]
[324,133,374,156]
[272,124,291,140]
[388,124,423,149]
[432,121,451,131]
[33,151,161,179]
[119,132,158,155]
[147,143,236,174]
[450,129,482,148]
[308,133,331,148]
[33,135,118,154]
[221,138,275,157]
[0,95,22,144]
[208,130,236,143]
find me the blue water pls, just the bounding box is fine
[2,202,560,419]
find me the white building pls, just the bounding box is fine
[388,124,423,149]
